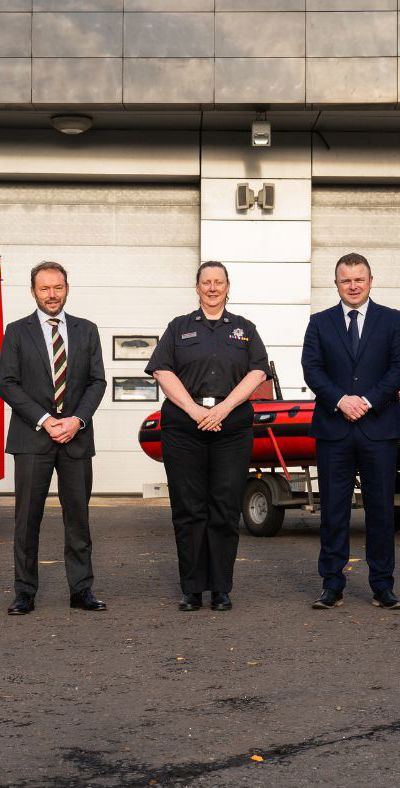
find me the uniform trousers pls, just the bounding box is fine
[316,424,397,593]
[14,444,94,596]
[161,399,253,593]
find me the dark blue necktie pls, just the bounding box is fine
[348,309,360,356]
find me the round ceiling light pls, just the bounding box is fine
[51,115,93,135]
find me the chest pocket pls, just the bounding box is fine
[175,337,200,348]
[175,336,201,366]
[225,337,248,351]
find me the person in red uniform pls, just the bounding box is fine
[145,261,270,612]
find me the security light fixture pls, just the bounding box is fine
[236,183,255,211]
[257,183,275,210]
[51,115,93,135]
[251,121,271,147]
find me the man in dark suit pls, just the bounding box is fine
[0,261,107,615]
[302,252,400,610]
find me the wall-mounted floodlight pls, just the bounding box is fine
[251,121,271,147]
[236,182,255,211]
[257,183,275,210]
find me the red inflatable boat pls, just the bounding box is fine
[138,399,317,537]
[139,399,316,468]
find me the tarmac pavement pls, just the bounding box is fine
[1,497,400,788]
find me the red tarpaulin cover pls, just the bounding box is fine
[0,257,4,480]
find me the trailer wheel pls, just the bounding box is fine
[242,478,285,537]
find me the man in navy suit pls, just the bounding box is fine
[302,252,400,610]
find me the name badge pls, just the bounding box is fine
[181,332,197,339]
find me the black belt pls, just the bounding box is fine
[193,396,225,407]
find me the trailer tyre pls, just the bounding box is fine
[242,478,285,537]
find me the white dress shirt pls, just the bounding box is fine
[37,307,68,383]
[337,298,371,410]
[36,308,84,430]
[341,298,369,337]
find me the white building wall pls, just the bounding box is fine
[200,131,312,399]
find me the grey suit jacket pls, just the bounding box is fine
[0,311,107,458]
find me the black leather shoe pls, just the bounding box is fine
[8,593,35,616]
[211,592,232,611]
[312,589,343,609]
[179,593,202,611]
[372,589,400,610]
[70,589,107,611]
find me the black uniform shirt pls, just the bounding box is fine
[145,308,271,398]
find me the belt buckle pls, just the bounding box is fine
[203,397,216,408]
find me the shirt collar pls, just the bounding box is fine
[192,308,231,324]
[341,298,369,318]
[37,307,66,325]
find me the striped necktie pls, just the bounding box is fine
[47,318,67,413]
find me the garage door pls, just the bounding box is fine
[0,183,199,493]
[312,186,400,313]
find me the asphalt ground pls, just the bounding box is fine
[1,498,400,788]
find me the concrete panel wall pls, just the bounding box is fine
[307,1,396,9]
[0,13,31,57]
[312,132,400,179]
[215,13,305,57]
[1,6,400,107]
[33,13,123,57]
[228,262,311,303]
[0,131,200,179]
[124,13,214,57]
[201,221,311,263]
[307,58,397,104]
[202,132,311,178]
[307,12,397,57]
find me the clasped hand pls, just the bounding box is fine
[43,416,81,443]
[339,395,369,422]
[194,402,230,432]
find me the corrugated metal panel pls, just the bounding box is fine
[312,186,400,313]
[0,182,199,494]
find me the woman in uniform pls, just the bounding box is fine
[145,261,270,612]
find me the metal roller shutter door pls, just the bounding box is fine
[312,186,400,313]
[0,183,199,493]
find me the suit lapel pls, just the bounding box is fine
[65,313,79,385]
[356,299,380,363]
[27,312,53,385]
[328,303,353,360]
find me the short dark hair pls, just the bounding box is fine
[31,261,68,288]
[335,252,371,279]
[196,261,230,285]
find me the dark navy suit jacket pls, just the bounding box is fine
[301,299,400,441]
